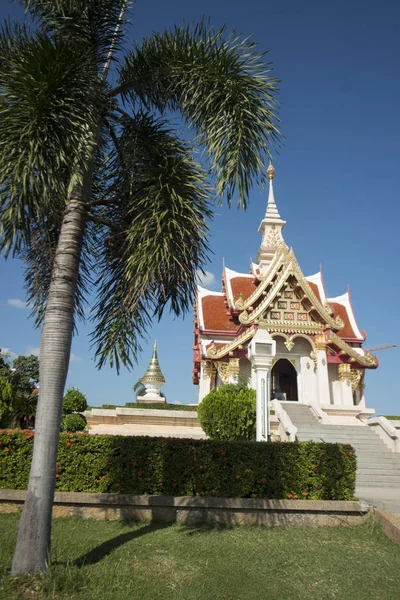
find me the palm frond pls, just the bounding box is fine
[0,23,102,255]
[116,22,281,207]
[90,113,213,371]
[20,0,131,66]
[21,217,95,330]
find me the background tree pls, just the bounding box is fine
[0,376,14,424]
[61,386,87,431]
[12,355,39,393]
[0,352,39,428]
[62,387,88,413]
[1,1,280,574]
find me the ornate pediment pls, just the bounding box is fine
[237,247,344,331]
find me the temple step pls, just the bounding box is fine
[280,404,400,493]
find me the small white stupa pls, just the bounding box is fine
[137,341,166,404]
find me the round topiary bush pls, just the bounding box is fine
[198,384,256,441]
[63,387,88,413]
[60,413,87,432]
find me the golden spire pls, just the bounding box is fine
[267,162,275,180]
[141,341,165,384]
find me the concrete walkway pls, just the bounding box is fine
[282,404,400,518]
[89,422,207,439]
[356,487,400,517]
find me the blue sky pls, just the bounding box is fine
[0,0,399,414]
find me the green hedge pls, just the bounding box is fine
[90,403,197,411]
[382,415,400,420]
[0,430,356,500]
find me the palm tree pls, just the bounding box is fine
[0,1,280,574]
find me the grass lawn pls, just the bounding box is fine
[1,514,400,599]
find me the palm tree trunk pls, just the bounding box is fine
[11,196,87,575]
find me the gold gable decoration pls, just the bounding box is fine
[205,327,257,360]
[236,246,343,331]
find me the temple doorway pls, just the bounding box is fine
[271,359,298,401]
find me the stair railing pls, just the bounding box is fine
[271,399,297,442]
[367,416,400,453]
[307,403,326,423]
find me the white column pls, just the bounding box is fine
[316,349,331,405]
[248,328,276,442]
[198,361,212,403]
[337,364,354,407]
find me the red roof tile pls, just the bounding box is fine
[201,296,239,332]
[330,302,360,340]
[230,276,258,302]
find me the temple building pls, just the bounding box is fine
[192,164,378,415]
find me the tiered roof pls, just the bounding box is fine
[192,165,377,384]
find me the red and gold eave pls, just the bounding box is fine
[192,259,378,385]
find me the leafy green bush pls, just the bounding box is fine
[382,415,400,420]
[198,385,256,441]
[0,430,356,500]
[60,413,87,432]
[63,387,88,413]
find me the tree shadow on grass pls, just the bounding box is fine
[73,521,171,568]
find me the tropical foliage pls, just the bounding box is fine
[0,351,39,428]
[0,0,280,574]
[63,387,88,413]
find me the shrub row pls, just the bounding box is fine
[0,430,356,500]
[89,403,197,411]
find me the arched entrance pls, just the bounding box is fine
[271,359,298,401]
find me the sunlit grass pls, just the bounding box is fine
[1,514,400,599]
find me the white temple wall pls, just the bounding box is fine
[328,364,337,405]
[328,363,353,407]
[299,355,318,405]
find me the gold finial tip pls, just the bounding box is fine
[267,162,275,180]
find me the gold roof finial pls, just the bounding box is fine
[267,161,275,180]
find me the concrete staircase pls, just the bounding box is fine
[282,403,400,500]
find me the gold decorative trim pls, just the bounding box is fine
[349,368,364,392]
[234,251,284,308]
[237,246,343,330]
[206,327,257,360]
[258,320,324,335]
[315,334,327,351]
[284,339,295,352]
[329,332,377,367]
[201,361,213,379]
[215,361,229,384]
[338,363,352,383]
[228,357,240,375]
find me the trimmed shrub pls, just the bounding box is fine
[0,430,356,500]
[198,385,256,441]
[124,403,197,411]
[63,387,88,413]
[60,413,87,432]
[90,403,197,411]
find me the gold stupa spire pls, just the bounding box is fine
[141,341,165,384]
[267,161,275,180]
